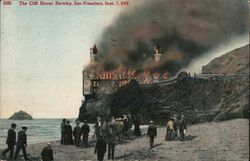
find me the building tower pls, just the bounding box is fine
[90,44,98,62]
[154,44,162,62]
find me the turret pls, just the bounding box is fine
[90,44,98,62]
[154,44,162,62]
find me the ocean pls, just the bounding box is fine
[0,119,95,149]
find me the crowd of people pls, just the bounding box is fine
[165,115,187,141]
[2,114,187,161]
[91,114,142,161]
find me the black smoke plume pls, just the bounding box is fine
[91,0,249,75]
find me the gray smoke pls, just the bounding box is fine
[92,0,248,75]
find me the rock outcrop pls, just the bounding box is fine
[202,44,249,74]
[9,110,33,120]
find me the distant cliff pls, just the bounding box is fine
[202,45,249,74]
[9,111,33,120]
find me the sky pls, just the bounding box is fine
[0,1,124,118]
[0,1,248,118]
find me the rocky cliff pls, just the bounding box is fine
[9,110,33,120]
[202,45,249,74]
[79,45,249,124]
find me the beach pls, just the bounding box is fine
[1,119,249,161]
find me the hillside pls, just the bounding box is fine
[202,44,249,74]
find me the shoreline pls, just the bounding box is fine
[0,119,249,161]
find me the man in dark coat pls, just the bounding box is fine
[41,143,54,161]
[147,121,157,149]
[2,123,17,159]
[173,115,179,139]
[95,136,106,161]
[81,120,90,147]
[133,117,141,136]
[106,123,116,160]
[73,121,82,147]
[60,119,66,145]
[14,126,28,160]
[179,115,187,141]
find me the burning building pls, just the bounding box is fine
[82,44,170,99]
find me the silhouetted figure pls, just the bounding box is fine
[95,136,107,161]
[41,143,54,161]
[65,120,74,145]
[179,115,187,141]
[147,121,157,149]
[127,114,132,129]
[166,117,175,141]
[81,120,90,147]
[106,123,116,160]
[14,126,28,160]
[114,118,123,142]
[133,117,141,136]
[94,117,101,138]
[173,115,178,139]
[73,121,82,146]
[100,120,108,138]
[123,118,129,137]
[2,123,17,159]
[60,119,66,145]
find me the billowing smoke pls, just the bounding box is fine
[91,0,249,75]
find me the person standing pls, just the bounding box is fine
[94,117,101,138]
[73,121,82,146]
[81,120,90,147]
[114,118,123,142]
[127,114,132,130]
[2,123,17,159]
[173,115,178,139]
[95,136,107,161]
[14,126,28,160]
[147,121,157,149]
[65,120,74,145]
[122,117,129,137]
[60,119,66,145]
[41,143,54,161]
[106,123,116,160]
[166,117,174,141]
[133,116,141,136]
[179,115,187,141]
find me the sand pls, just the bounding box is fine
[1,119,249,161]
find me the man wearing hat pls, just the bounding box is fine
[14,126,28,160]
[41,143,54,161]
[179,115,187,141]
[81,120,90,147]
[2,123,17,159]
[147,121,157,149]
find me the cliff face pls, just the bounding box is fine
[9,110,33,120]
[202,45,249,74]
[79,45,249,124]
